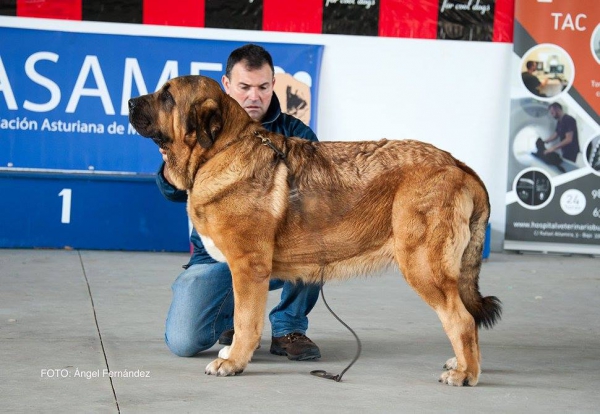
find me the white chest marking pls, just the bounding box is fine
[200,235,227,263]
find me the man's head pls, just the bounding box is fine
[222,44,275,122]
[526,61,537,72]
[548,102,563,120]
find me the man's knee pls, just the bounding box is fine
[165,263,231,357]
[165,331,214,357]
[171,269,203,291]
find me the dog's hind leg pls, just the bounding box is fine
[393,175,481,386]
[397,253,481,386]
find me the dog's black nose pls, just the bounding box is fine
[128,99,136,110]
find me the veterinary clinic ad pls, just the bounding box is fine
[505,0,600,254]
[0,27,323,174]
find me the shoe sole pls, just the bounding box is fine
[270,345,321,361]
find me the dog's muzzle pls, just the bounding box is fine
[128,97,155,138]
[128,98,170,148]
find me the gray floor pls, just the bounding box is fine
[1,249,599,413]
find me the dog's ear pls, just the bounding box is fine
[188,99,222,149]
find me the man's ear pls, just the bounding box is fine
[221,74,230,94]
[188,99,222,149]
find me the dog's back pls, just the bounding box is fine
[270,136,488,283]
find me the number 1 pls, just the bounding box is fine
[59,189,72,224]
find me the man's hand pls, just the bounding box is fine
[159,148,168,163]
[159,148,175,184]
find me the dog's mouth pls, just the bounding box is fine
[128,110,154,136]
[150,133,171,149]
[128,97,159,139]
[128,113,170,149]
[127,97,175,150]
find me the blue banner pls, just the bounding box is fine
[0,27,324,173]
[0,171,190,251]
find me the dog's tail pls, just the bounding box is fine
[457,162,502,329]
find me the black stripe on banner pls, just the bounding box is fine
[82,0,143,24]
[322,0,379,36]
[205,0,263,31]
[437,0,495,42]
[0,0,16,16]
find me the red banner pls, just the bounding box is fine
[4,0,514,42]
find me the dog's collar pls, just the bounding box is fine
[254,130,286,160]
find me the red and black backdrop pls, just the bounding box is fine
[0,0,514,42]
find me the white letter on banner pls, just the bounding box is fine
[190,62,223,76]
[0,56,18,110]
[121,58,148,116]
[23,52,61,112]
[155,61,179,91]
[66,56,115,115]
[120,60,179,115]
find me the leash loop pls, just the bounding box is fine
[310,370,341,382]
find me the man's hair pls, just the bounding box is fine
[526,61,536,70]
[548,102,563,111]
[225,44,274,79]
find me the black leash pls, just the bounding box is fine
[256,130,362,382]
[310,268,362,382]
[255,130,287,159]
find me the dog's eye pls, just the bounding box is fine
[160,89,175,106]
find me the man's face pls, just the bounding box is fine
[222,62,274,121]
[549,107,560,120]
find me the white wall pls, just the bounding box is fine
[4,17,514,250]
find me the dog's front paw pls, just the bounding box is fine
[205,358,245,377]
[439,369,478,386]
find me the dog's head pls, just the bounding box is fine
[535,137,545,152]
[128,75,251,188]
[128,75,232,149]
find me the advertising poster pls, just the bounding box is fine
[0,26,324,174]
[0,23,323,251]
[505,0,600,254]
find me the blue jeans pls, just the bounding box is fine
[164,262,320,357]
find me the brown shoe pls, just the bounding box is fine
[270,333,321,361]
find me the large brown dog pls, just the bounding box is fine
[128,75,501,386]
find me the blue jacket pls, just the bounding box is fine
[156,93,318,266]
